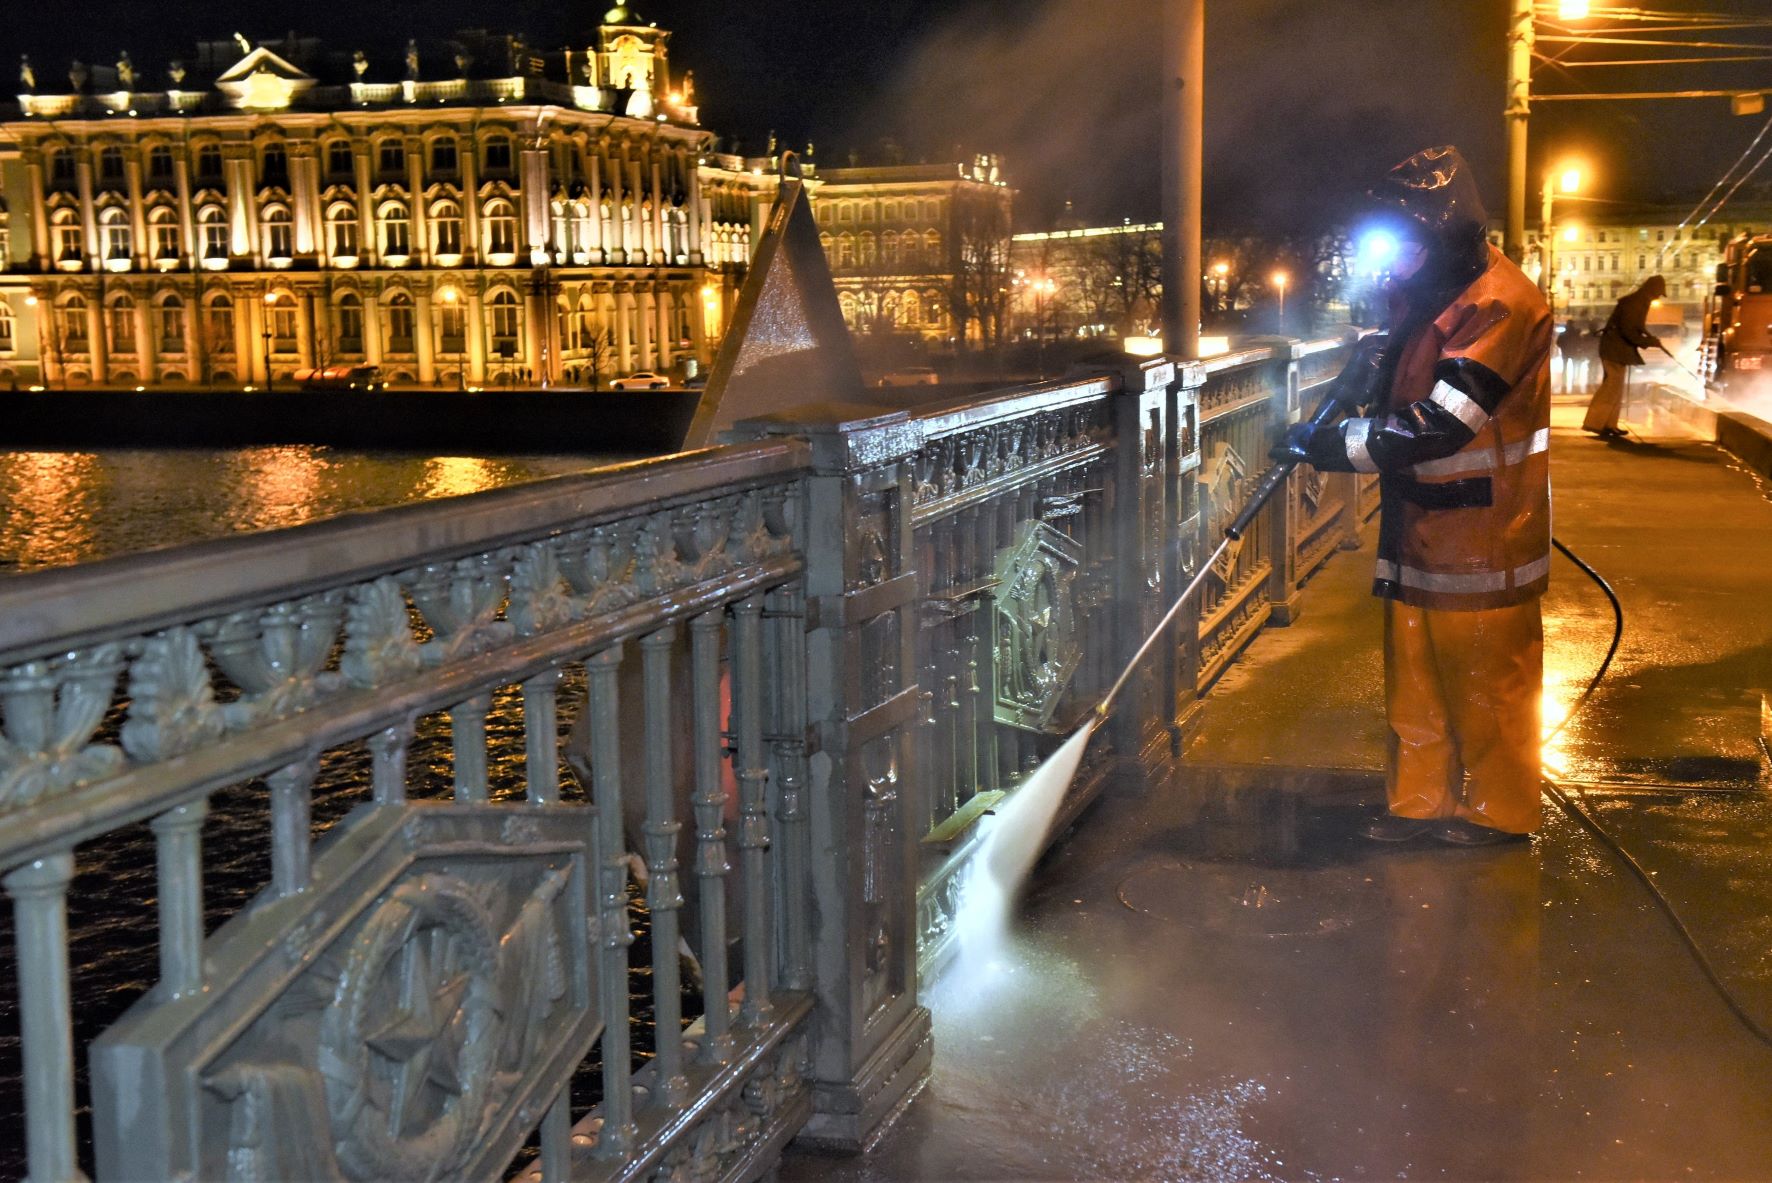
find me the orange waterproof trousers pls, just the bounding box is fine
[1383,598,1544,834]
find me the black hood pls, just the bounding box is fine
[1368,145,1492,297]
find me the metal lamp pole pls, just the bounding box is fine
[261,291,277,393]
[1160,0,1204,359]
[1505,0,1535,263]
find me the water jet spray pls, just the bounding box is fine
[951,386,1352,965]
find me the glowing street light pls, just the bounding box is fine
[1272,270,1290,333]
[1541,162,1585,308]
[1558,0,1590,19]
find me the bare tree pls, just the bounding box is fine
[581,327,615,390]
[949,191,1013,350]
[1075,226,1161,338]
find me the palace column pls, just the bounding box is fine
[636,287,655,371]
[25,152,51,268]
[223,145,255,261]
[125,151,148,270]
[75,150,98,265]
[653,285,673,371]
[587,150,605,262]
[465,285,487,384]
[363,290,384,367]
[290,140,320,256]
[415,287,437,384]
[173,151,195,265]
[615,287,634,373]
[407,135,429,262]
[354,141,376,267]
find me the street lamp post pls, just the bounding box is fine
[1033,276,1055,377]
[23,294,50,389]
[1272,270,1289,334]
[261,291,278,393]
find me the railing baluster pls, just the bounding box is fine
[5,851,83,1183]
[368,719,413,804]
[640,627,688,1106]
[769,582,813,992]
[539,1085,571,1183]
[269,758,315,897]
[690,609,734,1064]
[150,798,208,998]
[586,646,637,1158]
[525,670,563,805]
[732,595,773,1025]
[452,693,492,802]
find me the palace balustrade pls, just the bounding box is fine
[0,333,1373,1181]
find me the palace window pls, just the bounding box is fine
[262,205,293,261]
[97,148,125,188]
[195,144,223,184]
[261,145,289,189]
[903,290,921,326]
[431,200,463,259]
[837,233,855,266]
[882,231,900,265]
[336,293,364,352]
[859,232,877,266]
[924,230,942,259]
[379,201,411,260]
[327,140,355,181]
[159,296,185,353]
[199,205,228,262]
[0,304,14,354]
[430,137,458,177]
[386,292,416,353]
[484,199,518,259]
[108,296,136,353]
[326,204,359,261]
[61,296,88,347]
[52,208,83,263]
[100,207,132,262]
[150,206,180,261]
[489,289,520,356]
[206,295,235,354]
[48,149,75,187]
[378,139,407,178]
[146,146,174,185]
[270,300,296,351]
[483,135,513,175]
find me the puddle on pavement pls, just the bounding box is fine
[1116,854,1384,937]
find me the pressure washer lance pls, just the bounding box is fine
[1091,390,1349,727]
[1655,344,1723,395]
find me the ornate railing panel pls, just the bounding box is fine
[0,442,822,1183]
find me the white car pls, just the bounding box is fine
[610,371,670,390]
[878,366,940,387]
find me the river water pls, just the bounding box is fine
[0,445,662,1178]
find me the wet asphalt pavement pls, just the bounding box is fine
[779,394,1772,1180]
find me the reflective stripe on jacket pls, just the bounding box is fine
[1374,246,1553,611]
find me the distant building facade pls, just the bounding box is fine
[0,7,777,389]
[814,156,1015,345]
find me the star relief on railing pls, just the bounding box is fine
[0,645,127,810]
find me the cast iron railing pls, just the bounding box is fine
[0,334,1375,1181]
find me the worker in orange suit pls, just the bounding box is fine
[1272,145,1552,846]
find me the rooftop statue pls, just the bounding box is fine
[116,52,136,91]
[18,55,35,93]
[405,39,420,82]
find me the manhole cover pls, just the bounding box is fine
[1116,855,1382,937]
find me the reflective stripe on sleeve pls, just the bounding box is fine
[1428,379,1491,433]
[1407,427,1549,478]
[1374,554,1552,595]
[1343,418,1380,473]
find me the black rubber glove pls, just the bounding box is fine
[1268,422,1323,464]
[1326,333,1390,411]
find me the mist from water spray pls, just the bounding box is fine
[951,718,1101,971]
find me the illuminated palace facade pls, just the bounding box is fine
[0,8,774,389]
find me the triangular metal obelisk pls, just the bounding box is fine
[680,153,865,450]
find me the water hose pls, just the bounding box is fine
[1547,537,1772,1049]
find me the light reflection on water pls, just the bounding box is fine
[0,445,624,572]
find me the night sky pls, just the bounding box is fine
[4,1,1770,232]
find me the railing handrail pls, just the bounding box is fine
[907,373,1120,438]
[0,439,810,665]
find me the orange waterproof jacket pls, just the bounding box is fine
[1373,246,1553,611]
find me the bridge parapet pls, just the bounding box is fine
[0,335,1371,1180]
